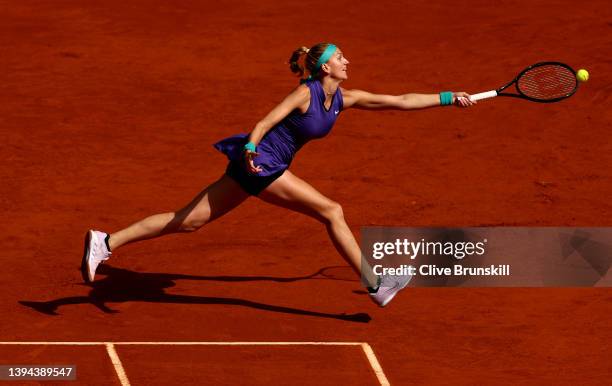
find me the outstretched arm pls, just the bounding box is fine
[341,88,475,110]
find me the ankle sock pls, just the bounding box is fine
[366,277,382,293]
[104,234,112,252]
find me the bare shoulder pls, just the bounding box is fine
[288,83,311,113]
[340,87,367,109]
[340,87,353,98]
[273,83,310,109]
[292,83,311,99]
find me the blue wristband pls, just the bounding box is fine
[440,91,453,106]
[244,142,256,152]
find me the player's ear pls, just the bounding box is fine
[321,63,330,74]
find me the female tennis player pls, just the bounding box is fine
[82,43,475,307]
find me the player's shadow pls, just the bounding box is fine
[18,265,371,323]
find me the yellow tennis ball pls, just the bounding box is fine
[576,69,589,82]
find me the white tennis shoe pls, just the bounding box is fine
[369,272,412,307]
[81,230,111,283]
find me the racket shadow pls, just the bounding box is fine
[18,265,370,323]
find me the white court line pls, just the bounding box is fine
[115,341,363,346]
[361,343,390,386]
[0,342,102,345]
[0,342,390,386]
[105,343,131,386]
[0,342,363,346]
[0,341,362,345]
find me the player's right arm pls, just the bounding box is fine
[245,85,310,173]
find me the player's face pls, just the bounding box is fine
[323,48,349,81]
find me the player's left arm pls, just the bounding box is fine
[341,88,475,110]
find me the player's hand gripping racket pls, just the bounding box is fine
[467,62,579,103]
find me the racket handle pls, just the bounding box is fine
[469,90,498,101]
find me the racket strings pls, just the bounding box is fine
[517,65,577,101]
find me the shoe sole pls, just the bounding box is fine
[80,230,93,283]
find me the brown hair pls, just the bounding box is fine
[288,43,333,81]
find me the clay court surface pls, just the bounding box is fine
[2,0,611,384]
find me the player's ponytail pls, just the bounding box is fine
[289,46,310,78]
[288,43,333,82]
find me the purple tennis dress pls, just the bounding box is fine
[213,79,343,194]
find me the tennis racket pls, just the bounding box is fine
[467,62,579,103]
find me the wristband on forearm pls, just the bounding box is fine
[439,91,454,106]
[244,141,257,152]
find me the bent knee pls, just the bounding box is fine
[176,209,211,232]
[321,201,344,223]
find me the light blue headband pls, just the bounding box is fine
[314,44,337,73]
[300,44,337,84]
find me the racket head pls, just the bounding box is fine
[512,62,578,103]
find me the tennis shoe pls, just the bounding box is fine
[369,271,412,307]
[81,230,111,283]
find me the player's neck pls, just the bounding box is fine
[321,78,342,96]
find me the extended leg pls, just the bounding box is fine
[258,170,378,287]
[109,174,249,250]
[83,174,249,283]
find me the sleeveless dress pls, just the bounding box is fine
[213,79,344,195]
